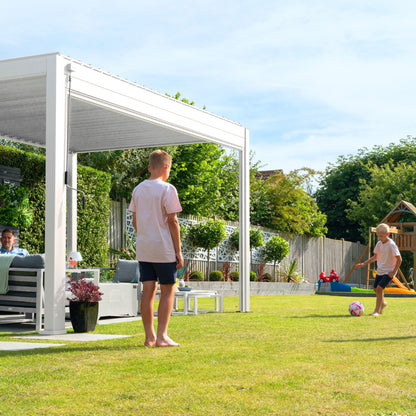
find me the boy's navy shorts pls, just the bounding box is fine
[139,261,177,285]
[374,274,392,289]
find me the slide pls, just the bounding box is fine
[392,277,407,290]
[384,277,416,294]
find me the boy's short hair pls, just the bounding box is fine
[149,150,172,170]
[376,223,390,234]
[2,229,15,237]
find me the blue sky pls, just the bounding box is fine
[2,0,416,173]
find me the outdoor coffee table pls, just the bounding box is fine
[173,289,223,315]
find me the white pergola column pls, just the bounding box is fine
[239,129,251,312]
[43,55,67,334]
[66,151,78,255]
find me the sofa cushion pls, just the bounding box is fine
[11,254,45,269]
[113,260,139,283]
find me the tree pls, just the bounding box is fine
[230,228,264,251]
[346,161,416,278]
[169,144,234,218]
[252,169,327,237]
[78,147,176,200]
[263,236,290,280]
[347,161,416,241]
[188,219,226,280]
[230,228,264,269]
[315,136,416,242]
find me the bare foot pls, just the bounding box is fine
[156,336,180,347]
[370,312,379,316]
[380,302,387,314]
[144,338,156,347]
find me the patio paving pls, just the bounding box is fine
[0,341,63,351]
[0,314,141,351]
[13,333,131,342]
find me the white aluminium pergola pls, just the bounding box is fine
[0,53,250,334]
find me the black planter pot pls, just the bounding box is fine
[69,301,99,333]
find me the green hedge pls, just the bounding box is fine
[0,145,111,267]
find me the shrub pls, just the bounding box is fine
[222,262,231,281]
[189,270,204,281]
[250,271,257,281]
[279,259,303,283]
[230,271,239,281]
[67,279,103,302]
[262,273,273,282]
[209,270,224,281]
[0,183,33,227]
[0,145,111,266]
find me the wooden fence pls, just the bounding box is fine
[108,201,368,286]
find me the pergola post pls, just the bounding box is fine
[239,128,251,312]
[43,55,67,334]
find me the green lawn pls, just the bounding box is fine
[1,295,416,416]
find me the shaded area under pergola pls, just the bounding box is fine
[0,53,250,333]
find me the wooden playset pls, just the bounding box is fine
[344,200,416,293]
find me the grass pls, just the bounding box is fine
[1,295,416,415]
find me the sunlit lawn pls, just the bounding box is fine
[1,294,416,416]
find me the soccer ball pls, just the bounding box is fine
[349,301,364,316]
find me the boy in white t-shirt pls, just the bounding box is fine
[129,150,183,347]
[355,223,401,316]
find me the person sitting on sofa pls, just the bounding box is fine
[0,229,29,256]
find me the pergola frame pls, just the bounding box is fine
[0,53,250,333]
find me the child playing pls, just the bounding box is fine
[129,150,183,347]
[355,223,402,316]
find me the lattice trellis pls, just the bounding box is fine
[125,212,277,264]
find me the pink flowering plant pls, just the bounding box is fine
[67,278,103,302]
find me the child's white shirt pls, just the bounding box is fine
[374,238,400,275]
[129,179,182,263]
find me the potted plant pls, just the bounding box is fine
[67,278,103,333]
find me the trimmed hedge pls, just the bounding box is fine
[209,270,224,281]
[189,270,204,281]
[230,271,239,281]
[0,145,111,267]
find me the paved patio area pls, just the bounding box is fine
[0,314,141,351]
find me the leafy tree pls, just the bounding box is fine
[315,136,416,242]
[188,219,226,280]
[78,147,176,200]
[230,228,265,270]
[263,235,290,280]
[229,228,264,251]
[252,169,327,237]
[169,144,232,218]
[347,161,416,241]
